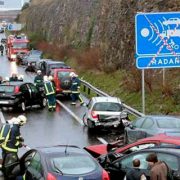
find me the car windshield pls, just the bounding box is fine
[93,102,122,112]
[58,71,71,79]
[13,42,28,49]
[0,85,15,93]
[49,155,97,175]
[157,117,180,128]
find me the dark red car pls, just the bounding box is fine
[49,68,76,96]
[84,134,180,158]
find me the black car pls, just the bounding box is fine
[2,145,109,180]
[36,59,70,75]
[0,81,46,111]
[1,38,7,44]
[98,147,180,180]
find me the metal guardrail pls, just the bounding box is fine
[81,79,145,117]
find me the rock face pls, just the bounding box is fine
[20,0,180,70]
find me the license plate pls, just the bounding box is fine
[0,101,9,104]
[62,90,71,93]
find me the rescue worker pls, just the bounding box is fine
[70,72,84,105]
[44,75,56,111]
[0,44,4,55]
[9,73,18,81]
[0,115,26,167]
[34,70,44,91]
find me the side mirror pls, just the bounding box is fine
[129,124,135,129]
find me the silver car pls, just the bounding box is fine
[83,96,126,129]
[124,115,180,144]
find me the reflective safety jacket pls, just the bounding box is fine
[1,124,22,153]
[44,81,55,96]
[0,124,11,145]
[34,75,44,87]
[70,77,81,93]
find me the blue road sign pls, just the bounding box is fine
[135,12,180,56]
[136,55,180,69]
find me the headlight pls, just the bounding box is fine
[11,54,17,59]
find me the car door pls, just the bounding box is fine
[20,84,31,105]
[110,152,151,180]
[126,117,146,143]
[27,83,40,105]
[25,152,44,180]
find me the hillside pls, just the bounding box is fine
[19,0,180,114]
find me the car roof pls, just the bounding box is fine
[37,145,88,155]
[92,96,121,104]
[42,59,65,64]
[139,146,180,155]
[1,81,30,86]
[142,115,180,120]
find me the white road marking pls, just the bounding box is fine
[0,110,6,124]
[56,100,84,125]
[97,137,108,144]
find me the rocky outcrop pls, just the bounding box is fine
[19,0,180,70]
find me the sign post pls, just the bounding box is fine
[135,12,180,114]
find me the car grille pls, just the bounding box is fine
[98,115,119,122]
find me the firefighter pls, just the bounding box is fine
[9,73,18,81]
[1,115,27,167]
[44,75,56,111]
[70,72,84,105]
[0,44,4,55]
[34,70,44,91]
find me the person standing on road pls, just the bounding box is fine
[1,115,27,165]
[125,159,147,180]
[9,73,18,81]
[34,70,44,91]
[44,75,56,111]
[0,44,4,55]
[146,153,168,180]
[70,72,84,106]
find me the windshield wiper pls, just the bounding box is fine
[52,161,63,175]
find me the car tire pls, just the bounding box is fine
[40,98,47,108]
[82,114,88,126]
[20,102,26,112]
[87,119,95,129]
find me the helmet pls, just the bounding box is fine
[43,75,48,82]
[70,72,78,77]
[37,70,42,75]
[48,75,53,81]
[17,115,27,126]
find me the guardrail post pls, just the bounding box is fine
[88,88,90,95]
[83,85,86,92]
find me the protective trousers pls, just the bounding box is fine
[47,94,56,110]
[71,92,84,105]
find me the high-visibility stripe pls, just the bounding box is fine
[44,83,55,95]
[0,125,5,138]
[1,145,18,152]
[23,173,26,180]
[71,91,79,93]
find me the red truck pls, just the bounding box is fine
[7,34,29,61]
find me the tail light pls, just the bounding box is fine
[102,169,110,180]
[14,86,20,94]
[91,111,98,120]
[46,173,56,180]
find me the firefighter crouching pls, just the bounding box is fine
[0,115,27,169]
[70,72,84,105]
[44,75,56,111]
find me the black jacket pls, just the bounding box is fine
[126,168,145,180]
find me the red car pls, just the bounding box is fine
[50,68,76,96]
[84,134,180,158]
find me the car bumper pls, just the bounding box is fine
[95,120,121,128]
[0,100,18,107]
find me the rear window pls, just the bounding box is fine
[57,71,71,79]
[157,118,180,128]
[0,85,15,93]
[49,155,97,175]
[93,102,122,112]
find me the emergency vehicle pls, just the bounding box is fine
[7,34,29,61]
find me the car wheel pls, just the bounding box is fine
[40,98,47,108]
[82,114,88,126]
[87,119,95,129]
[21,102,26,112]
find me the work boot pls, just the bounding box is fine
[71,102,76,105]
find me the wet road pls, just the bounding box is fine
[0,34,116,158]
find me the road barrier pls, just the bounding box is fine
[81,79,145,117]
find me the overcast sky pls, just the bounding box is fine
[0,0,30,10]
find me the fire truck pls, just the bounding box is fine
[7,34,30,61]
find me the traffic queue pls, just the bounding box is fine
[0,33,180,180]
